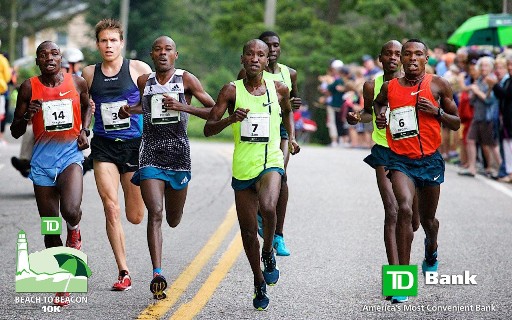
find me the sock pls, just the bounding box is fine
[153,268,162,276]
[275,232,283,237]
[120,270,129,277]
[67,222,78,230]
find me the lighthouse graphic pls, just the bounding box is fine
[15,230,91,293]
[16,231,32,276]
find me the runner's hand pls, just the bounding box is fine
[77,131,89,150]
[289,139,300,155]
[229,108,249,123]
[25,99,43,119]
[162,94,185,112]
[375,112,387,129]
[118,105,131,119]
[346,111,361,125]
[417,97,437,116]
[290,97,302,110]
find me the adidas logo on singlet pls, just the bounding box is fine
[169,83,184,93]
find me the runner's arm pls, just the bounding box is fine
[119,74,148,118]
[435,76,460,131]
[171,71,214,120]
[373,82,389,129]
[10,80,35,139]
[289,67,302,110]
[276,81,300,155]
[204,83,245,136]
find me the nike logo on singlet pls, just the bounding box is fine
[410,89,425,96]
[59,90,72,96]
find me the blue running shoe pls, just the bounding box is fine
[150,273,167,300]
[391,296,408,304]
[273,234,290,256]
[253,281,269,310]
[422,238,438,275]
[262,250,279,286]
[257,212,264,238]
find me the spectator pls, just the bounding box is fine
[361,54,382,81]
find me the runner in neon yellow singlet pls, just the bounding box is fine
[205,39,300,311]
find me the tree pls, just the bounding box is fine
[0,0,86,60]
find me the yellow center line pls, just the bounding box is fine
[169,232,243,320]
[137,203,237,320]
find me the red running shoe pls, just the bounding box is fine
[66,226,82,250]
[54,292,70,307]
[112,274,132,291]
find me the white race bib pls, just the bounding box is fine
[389,106,419,140]
[42,99,73,132]
[100,100,130,131]
[151,93,180,124]
[241,113,270,143]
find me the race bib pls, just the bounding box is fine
[100,100,130,131]
[42,99,73,132]
[389,106,418,140]
[151,93,180,124]
[241,113,270,143]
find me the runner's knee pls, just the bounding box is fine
[103,200,121,220]
[166,210,183,228]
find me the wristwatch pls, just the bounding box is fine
[437,108,445,118]
[81,128,91,137]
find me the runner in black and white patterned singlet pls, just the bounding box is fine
[118,36,214,300]
[139,70,191,171]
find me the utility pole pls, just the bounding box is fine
[264,0,276,27]
[120,0,130,56]
[9,0,18,61]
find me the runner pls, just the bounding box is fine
[82,18,152,291]
[237,31,301,256]
[10,40,92,306]
[204,39,300,310]
[374,39,460,304]
[119,36,214,300]
[347,40,420,283]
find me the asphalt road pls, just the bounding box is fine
[1,136,511,320]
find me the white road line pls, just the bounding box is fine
[476,175,512,199]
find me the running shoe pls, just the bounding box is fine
[257,212,264,238]
[150,273,167,300]
[261,250,279,286]
[253,281,269,310]
[422,238,438,275]
[273,234,290,256]
[54,292,70,307]
[66,226,82,250]
[11,157,30,178]
[391,296,408,304]
[112,273,132,291]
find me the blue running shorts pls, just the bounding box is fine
[131,167,191,190]
[29,157,83,187]
[386,150,445,187]
[232,167,285,191]
[363,144,393,169]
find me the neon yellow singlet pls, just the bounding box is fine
[263,63,292,89]
[232,79,284,180]
[371,75,388,147]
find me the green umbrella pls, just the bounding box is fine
[54,253,92,292]
[447,13,512,47]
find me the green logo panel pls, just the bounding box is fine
[382,265,418,296]
[41,217,62,235]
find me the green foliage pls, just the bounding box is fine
[74,0,507,146]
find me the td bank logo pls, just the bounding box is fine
[15,228,92,293]
[382,265,418,297]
